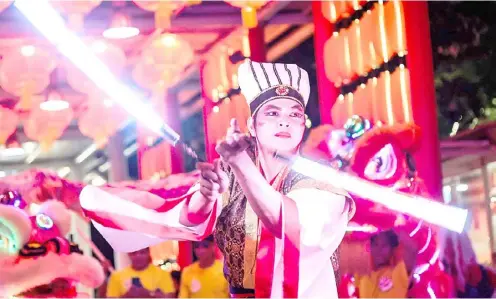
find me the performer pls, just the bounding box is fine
[80,60,355,298]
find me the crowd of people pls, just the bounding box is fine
[95,228,496,298]
[100,236,229,298]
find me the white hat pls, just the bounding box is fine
[237,60,310,116]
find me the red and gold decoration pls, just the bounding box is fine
[322,0,410,127]
[23,92,74,152]
[224,0,268,28]
[0,45,57,111]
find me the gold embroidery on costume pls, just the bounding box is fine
[213,143,344,289]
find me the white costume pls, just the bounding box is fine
[80,60,354,298]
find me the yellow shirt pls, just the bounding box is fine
[106,264,175,297]
[357,260,409,298]
[179,260,229,298]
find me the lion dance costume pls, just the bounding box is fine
[302,115,453,298]
[0,189,105,298]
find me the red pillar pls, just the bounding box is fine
[403,2,443,199]
[248,26,266,61]
[200,61,217,162]
[312,1,339,125]
[165,91,193,268]
[165,91,185,173]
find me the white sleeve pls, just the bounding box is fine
[286,188,350,254]
[80,184,221,252]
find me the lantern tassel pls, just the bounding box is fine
[155,9,172,29]
[241,6,258,29]
[17,85,32,111]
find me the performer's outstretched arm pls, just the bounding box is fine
[180,159,228,226]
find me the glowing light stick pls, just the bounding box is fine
[15,0,467,233]
[14,0,201,161]
[288,155,468,233]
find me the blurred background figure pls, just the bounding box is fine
[179,235,229,298]
[440,229,496,298]
[355,229,417,298]
[106,247,176,298]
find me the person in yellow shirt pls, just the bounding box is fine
[356,229,417,298]
[179,235,229,298]
[106,247,176,298]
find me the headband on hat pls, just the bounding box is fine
[238,60,310,115]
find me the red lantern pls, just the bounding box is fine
[78,96,127,147]
[0,45,56,110]
[133,60,182,91]
[359,7,382,70]
[65,40,126,95]
[0,106,19,145]
[347,24,366,77]
[24,104,73,152]
[324,32,352,86]
[141,34,194,73]
[322,0,354,23]
[331,94,348,128]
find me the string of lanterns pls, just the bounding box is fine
[332,1,388,34]
[339,52,407,95]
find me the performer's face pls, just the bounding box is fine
[193,240,215,262]
[370,234,394,268]
[128,247,151,270]
[251,98,305,154]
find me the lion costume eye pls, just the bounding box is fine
[364,144,398,181]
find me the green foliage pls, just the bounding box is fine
[429,1,496,137]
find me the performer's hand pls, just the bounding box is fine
[216,118,252,164]
[197,159,228,201]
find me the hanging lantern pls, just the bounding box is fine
[0,106,19,145]
[322,0,353,23]
[324,32,352,86]
[132,59,183,91]
[224,1,268,28]
[103,12,140,40]
[78,96,127,147]
[65,40,126,95]
[49,0,103,31]
[0,45,57,111]
[347,23,365,77]
[133,1,200,29]
[24,102,73,152]
[360,7,382,70]
[352,84,371,120]
[384,0,407,57]
[142,33,194,73]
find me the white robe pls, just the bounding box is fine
[79,183,352,298]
